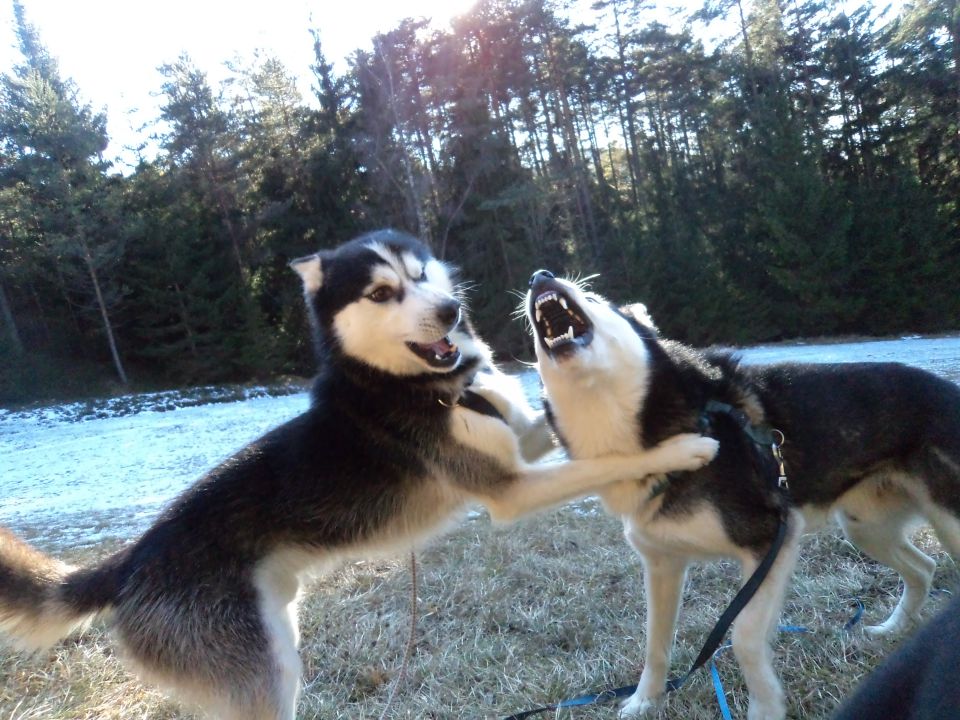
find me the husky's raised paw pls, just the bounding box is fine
[654,433,719,471]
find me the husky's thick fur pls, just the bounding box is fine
[526,269,960,720]
[0,231,717,720]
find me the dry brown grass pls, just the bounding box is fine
[1,504,956,720]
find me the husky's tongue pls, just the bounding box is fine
[407,335,461,369]
[426,337,455,356]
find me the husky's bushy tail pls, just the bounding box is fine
[0,527,116,650]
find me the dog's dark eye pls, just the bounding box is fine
[368,286,396,303]
[419,268,427,282]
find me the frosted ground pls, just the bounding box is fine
[2,336,960,550]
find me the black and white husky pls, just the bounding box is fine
[525,269,960,720]
[0,231,717,720]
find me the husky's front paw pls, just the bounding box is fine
[619,690,661,717]
[656,433,719,471]
[864,617,914,638]
[746,697,787,720]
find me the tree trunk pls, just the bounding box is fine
[612,1,642,205]
[173,280,199,358]
[80,237,128,386]
[0,278,24,354]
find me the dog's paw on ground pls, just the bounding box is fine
[619,691,661,718]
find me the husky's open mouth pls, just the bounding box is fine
[406,337,461,369]
[531,285,594,356]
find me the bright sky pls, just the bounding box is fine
[0,0,490,168]
[0,0,899,170]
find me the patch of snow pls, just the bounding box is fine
[0,390,310,550]
[3,335,960,551]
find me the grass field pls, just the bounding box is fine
[1,502,955,720]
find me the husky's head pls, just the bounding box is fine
[292,230,485,376]
[525,269,657,378]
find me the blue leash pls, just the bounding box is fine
[708,604,865,720]
[501,685,637,720]
[503,606,868,720]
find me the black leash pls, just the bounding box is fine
[503,401,791,719]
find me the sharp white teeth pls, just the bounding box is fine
[535,307,542,322]
[535,292,558,309]
[559,297,568,310]
[544,326,576,349]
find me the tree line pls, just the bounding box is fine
[1,0,958,403]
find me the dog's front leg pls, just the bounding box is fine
[731,512,804,720]
[619,550,687,718]
[484,434,717,522]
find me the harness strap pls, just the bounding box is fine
[457,389,506,421]
[701,400,777,446]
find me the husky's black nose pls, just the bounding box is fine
[437,298,461,327]
[529,269,555,287]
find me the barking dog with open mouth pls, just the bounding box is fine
[0,231,718,720]
[526,269,960,720]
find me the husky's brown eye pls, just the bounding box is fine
[368,286,395,303]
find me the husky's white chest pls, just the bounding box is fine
[549,371,647,458]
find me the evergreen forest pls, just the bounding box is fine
[1,0,959,403]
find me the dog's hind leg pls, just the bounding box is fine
[200,609,301,720]
[916,444,960,560]
[619,550,687,718]
[836,498,935,637]
[731,510,803,720]
[927,507,960,560]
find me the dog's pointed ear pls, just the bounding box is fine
[620,302,659,336]
[290,253,324,294]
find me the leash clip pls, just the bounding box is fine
[771,429,788,490]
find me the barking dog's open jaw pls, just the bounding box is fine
[406,337,461,369]
[529,275,594,358]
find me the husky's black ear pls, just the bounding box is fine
[620,302,659,337]
[290,253,324,294]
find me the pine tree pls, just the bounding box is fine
[0,0,129,385]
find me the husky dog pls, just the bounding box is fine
[0,231,717,720]
[525,269,960,720]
